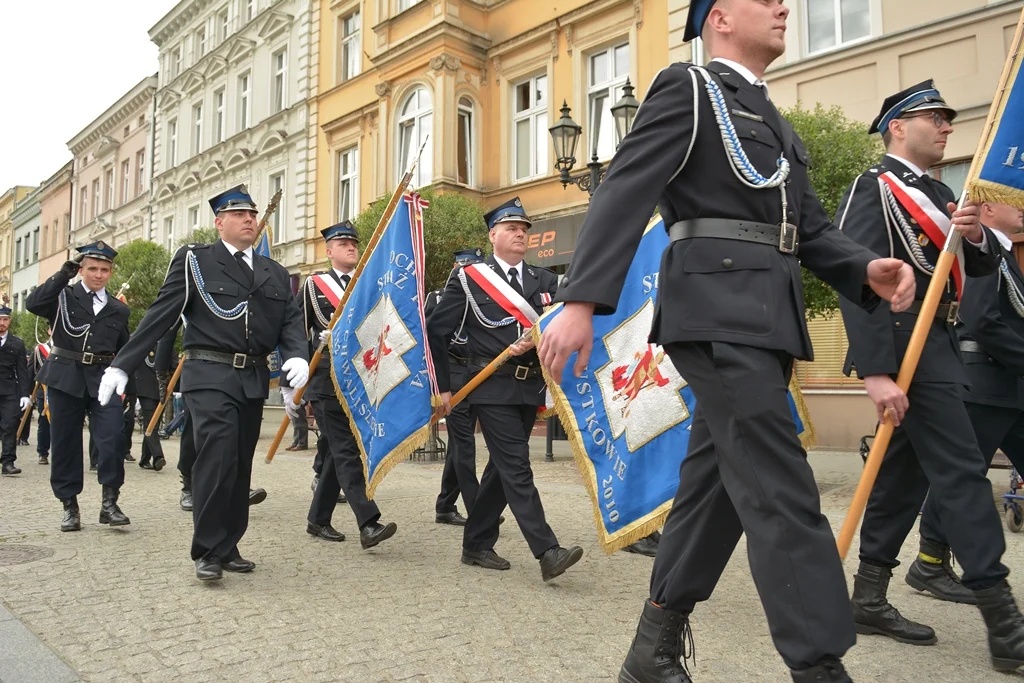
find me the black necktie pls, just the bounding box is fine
[340,274,351,289]
[234,251,253,287]
[756,83,770,100]
[507,267,524,297]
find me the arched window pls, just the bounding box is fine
[397,86,433,189]
[457,96,474,186]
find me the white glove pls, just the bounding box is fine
[99,367,129,406]
[281,357,309,390]
[318,330,331,347]
[19,396,31,411]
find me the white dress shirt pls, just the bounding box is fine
[492,254,524,291]
[220,239,254,270]
[80,282,108,315]
[0,332,7,347]
[333,268,354,289]
[711,57,769,96]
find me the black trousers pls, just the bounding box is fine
[136,397,165,465]
[312,425,328,476]
[0,394,19,464]
[308,398,380,529]
[290,408,309,448]
[176,407,196,477]
[651,342,854,671]
[185,389,263,561]
[859,382,1007,589]
[464,403,558,558]
[48,387,125,500]
[436,401,480,515]
[36,393,49,457]
[918,400,1024,560]
[22,406,31,442]
[122,395,136,456]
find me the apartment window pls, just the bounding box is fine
[588,42,630,160]
[138,114,145,127]
[930,161,971,199]
[121,160,131,203]
[398,0,422,11]
[123,125,131,138]
[272,49,287,113]
[807,0,870,54]
[269,173,284,243]
[457,97,474,186]
[63,213,70,247]
[218,9,229,42]
[167,118,178,168]
[337,147,358,221]
[42,224,49,257]
[15,239,21,268]
[245,0,255,22]
[11,294,17,312]
[397,87,433,189]
[79,188,88,227]
[214,88,226,143]
[196,26,207,58]
[32,228,39,262]
[238,73,251,131]
[170,45,182,79]
[339,11,361,82]
[187,206,200,236]
[164,216,174,250]
[136,150,146,196]
[192,103,203,155]
[512,74,548,181]
[103,167,114,211]
[91,180,100,218]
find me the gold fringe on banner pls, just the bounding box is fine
[966,180,1024,211]
[788,374,818,451]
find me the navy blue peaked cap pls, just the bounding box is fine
[484,197,532,230]
[869,80,957,135]
[76,241,117,262]
[321,221,359,242]
[209,184,258,215]
[685,0,716,42]
[453,248,484,265]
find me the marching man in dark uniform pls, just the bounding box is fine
[26,243,132,531]
[302,221,397,548]
[428,247,485,526]
[99,185,308,581]
[428,197,584,582]
[0,303,31,476]
[906,202,1024,606]
[535,1,955,680]
[838,83,1024,673]
[134,347,166,471]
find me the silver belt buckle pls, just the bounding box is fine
[778,223,798,254]
[232,353,247,369]
[514,365,530,381]
[946,301,960,324]
[81,352,94,365]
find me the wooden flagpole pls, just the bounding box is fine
[836,9,1024,560]
[15,383,40,441]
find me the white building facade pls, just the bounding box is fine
[10,189,42,313]
[149,0,315,285]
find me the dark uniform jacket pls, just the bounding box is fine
[132,349,161,401]
[0,333,29,398]
[556,60,880,360]
[957,235,1024,409]
[427,256,556,406]
[111,240,307,400]
[26,274,130,398]
[837,155,998,384]
[300,269,349,399]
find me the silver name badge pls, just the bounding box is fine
[731,110,764,122]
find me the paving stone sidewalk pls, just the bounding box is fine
[0,412,1020,682]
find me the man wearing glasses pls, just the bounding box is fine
[837,80,1024,672]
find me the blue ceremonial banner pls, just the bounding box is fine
[534,216,816,554]
[967,10,1024,207]
[330,192,437,498]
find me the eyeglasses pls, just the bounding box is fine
[900,111,952,128]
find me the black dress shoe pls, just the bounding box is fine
[99,486,130,526]
[248,488,267,506]
[337,491,347,504]
[360,521,397,549]
[623,534,660,558]
[220,557,256,573]
[38,455,48,465]
[461,548,511,570]
[60,498,81,532]
[1,462,22,475]
[180,489,193,511]
[791,658,852,682]
[18,439,29,446]
[195,557,223,581]
[124,453,135,462]
[153,456,166,472]
[307,522,346,542]
[436,510,468,526]
[539,545,584,582]
[139,461,154,470]
[89,463,97,471]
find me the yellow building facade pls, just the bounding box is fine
[310,0,667,271]
[0,186,36,299]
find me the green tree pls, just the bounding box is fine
[780,103,884,319]
[108,240,172,332]
[176,226,219,248]
[353,187,489,292]
[8,309,45,346]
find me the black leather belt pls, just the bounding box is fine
[183,349,268,368]
[451,354,542,381]
[51,347,114,366]
[960,340,1000,364]
[904,300,960,324]
[668,218,798,254]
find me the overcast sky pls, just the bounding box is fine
[0,1,179,191]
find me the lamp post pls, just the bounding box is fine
[548,78,640,196]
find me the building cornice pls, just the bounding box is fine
[149,0,215,47]
[370,20,491,71]
[37,162,74,203]
[68,76,157,154]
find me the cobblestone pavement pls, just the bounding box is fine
[0,411,1021,682]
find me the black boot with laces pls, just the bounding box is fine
[618,600,693,683]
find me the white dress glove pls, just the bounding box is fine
[99,367,129,406]
[19,396,31,411]
[318,330,331,347]
[281,357,309,390]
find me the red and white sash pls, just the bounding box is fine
[311,273,345,308]
[464,263,538,328]
[37,343,50,359]
[879,171,965,297]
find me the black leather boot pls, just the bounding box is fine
[60,497,81,532]
[852,561,936,645]
[99,486,130,526]
[974,580,1024,672]
[618,600,693,683]
[180,472,193,511]
[905,538,977,604]
[791,658,852,682]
